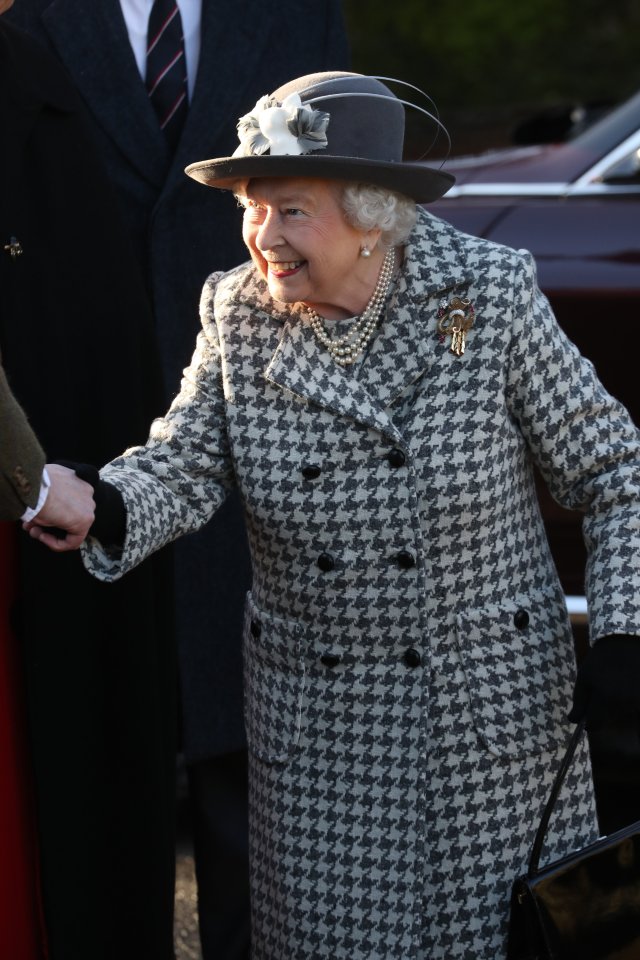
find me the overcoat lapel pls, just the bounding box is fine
[171,1,274,185]
[0,20,76,162]
[265,212,472,441]
[41,0,170,188]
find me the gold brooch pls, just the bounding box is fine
[437,296,475,356]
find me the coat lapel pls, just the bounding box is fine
[41,0,170,188]
[265,308,404,444]
[170,0,273,187]
[360,211,472,409]
[265,211,472,442]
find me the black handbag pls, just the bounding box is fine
[507,719,640,960]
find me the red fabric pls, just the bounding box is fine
[0,522,47,959]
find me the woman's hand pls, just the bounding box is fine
[23,463,95,551]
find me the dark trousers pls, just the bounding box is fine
[187,750,251,960]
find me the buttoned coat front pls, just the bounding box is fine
[84,210,640,959]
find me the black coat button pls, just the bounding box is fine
[396,550,416,570]
[317,553,335,572]
[403,647,422,667]
[320,653,341,667]
[302,464,321,480]
[514,609,529,630]
[387,448,406,468]
[250,618,261,638]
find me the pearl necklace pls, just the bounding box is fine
[306,247,395,366]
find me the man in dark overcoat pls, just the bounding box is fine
[6,3,351,955]
[0,19,177,959]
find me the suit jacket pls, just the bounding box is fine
[0,22,175,960]
[0,361,45,520]
[83,210,640,958]
[7,0,351,759]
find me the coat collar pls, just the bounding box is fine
[263,210,472,443]
[172,1,272,184]
[41,0,170,188]
[0,20,77,115]
[39,0,275,193]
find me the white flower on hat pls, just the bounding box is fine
[234,92,329,158]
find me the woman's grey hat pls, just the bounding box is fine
[185,71,455,202]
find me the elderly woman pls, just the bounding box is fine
[27,72,640,959]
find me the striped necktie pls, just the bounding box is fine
[145,0,188,150]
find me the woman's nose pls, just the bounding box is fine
[256,211,281,251]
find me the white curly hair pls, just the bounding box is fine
[340,183,417,249]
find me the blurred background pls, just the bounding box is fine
[342,0,640,156]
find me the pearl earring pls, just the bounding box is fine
[360,246,371,258]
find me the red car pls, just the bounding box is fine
[429,95,640,831]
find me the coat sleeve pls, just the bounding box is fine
[0,360,46,521]
[504,250,640,640]
[82,273,235,582]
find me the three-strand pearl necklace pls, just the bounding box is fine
[306,247,396,366]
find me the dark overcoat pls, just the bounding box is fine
[0,22,176,960]
[7,0,351,761]
[83,211,640,957]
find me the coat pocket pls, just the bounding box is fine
[242,593,304,764]
[454,594,576,758]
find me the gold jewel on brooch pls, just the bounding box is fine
[307,247,395,366]
[437,295,475,356]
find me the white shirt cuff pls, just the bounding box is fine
[21,467,51,522]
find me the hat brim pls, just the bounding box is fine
[185,154,455,203]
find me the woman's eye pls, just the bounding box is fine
[284,208,303,217]
[244,201,265,220]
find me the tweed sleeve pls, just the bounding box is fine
[82,272,235,582]
[0,361,46,520]
[505,251,640,639]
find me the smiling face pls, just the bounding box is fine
[240,178,383,321]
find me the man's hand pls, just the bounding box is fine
[23,463,95,551]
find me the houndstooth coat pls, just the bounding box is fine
[83,209,640,959]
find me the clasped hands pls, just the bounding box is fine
[22,463,95,551]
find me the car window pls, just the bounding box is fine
[568,90,640,156]
[599,145,640,185]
